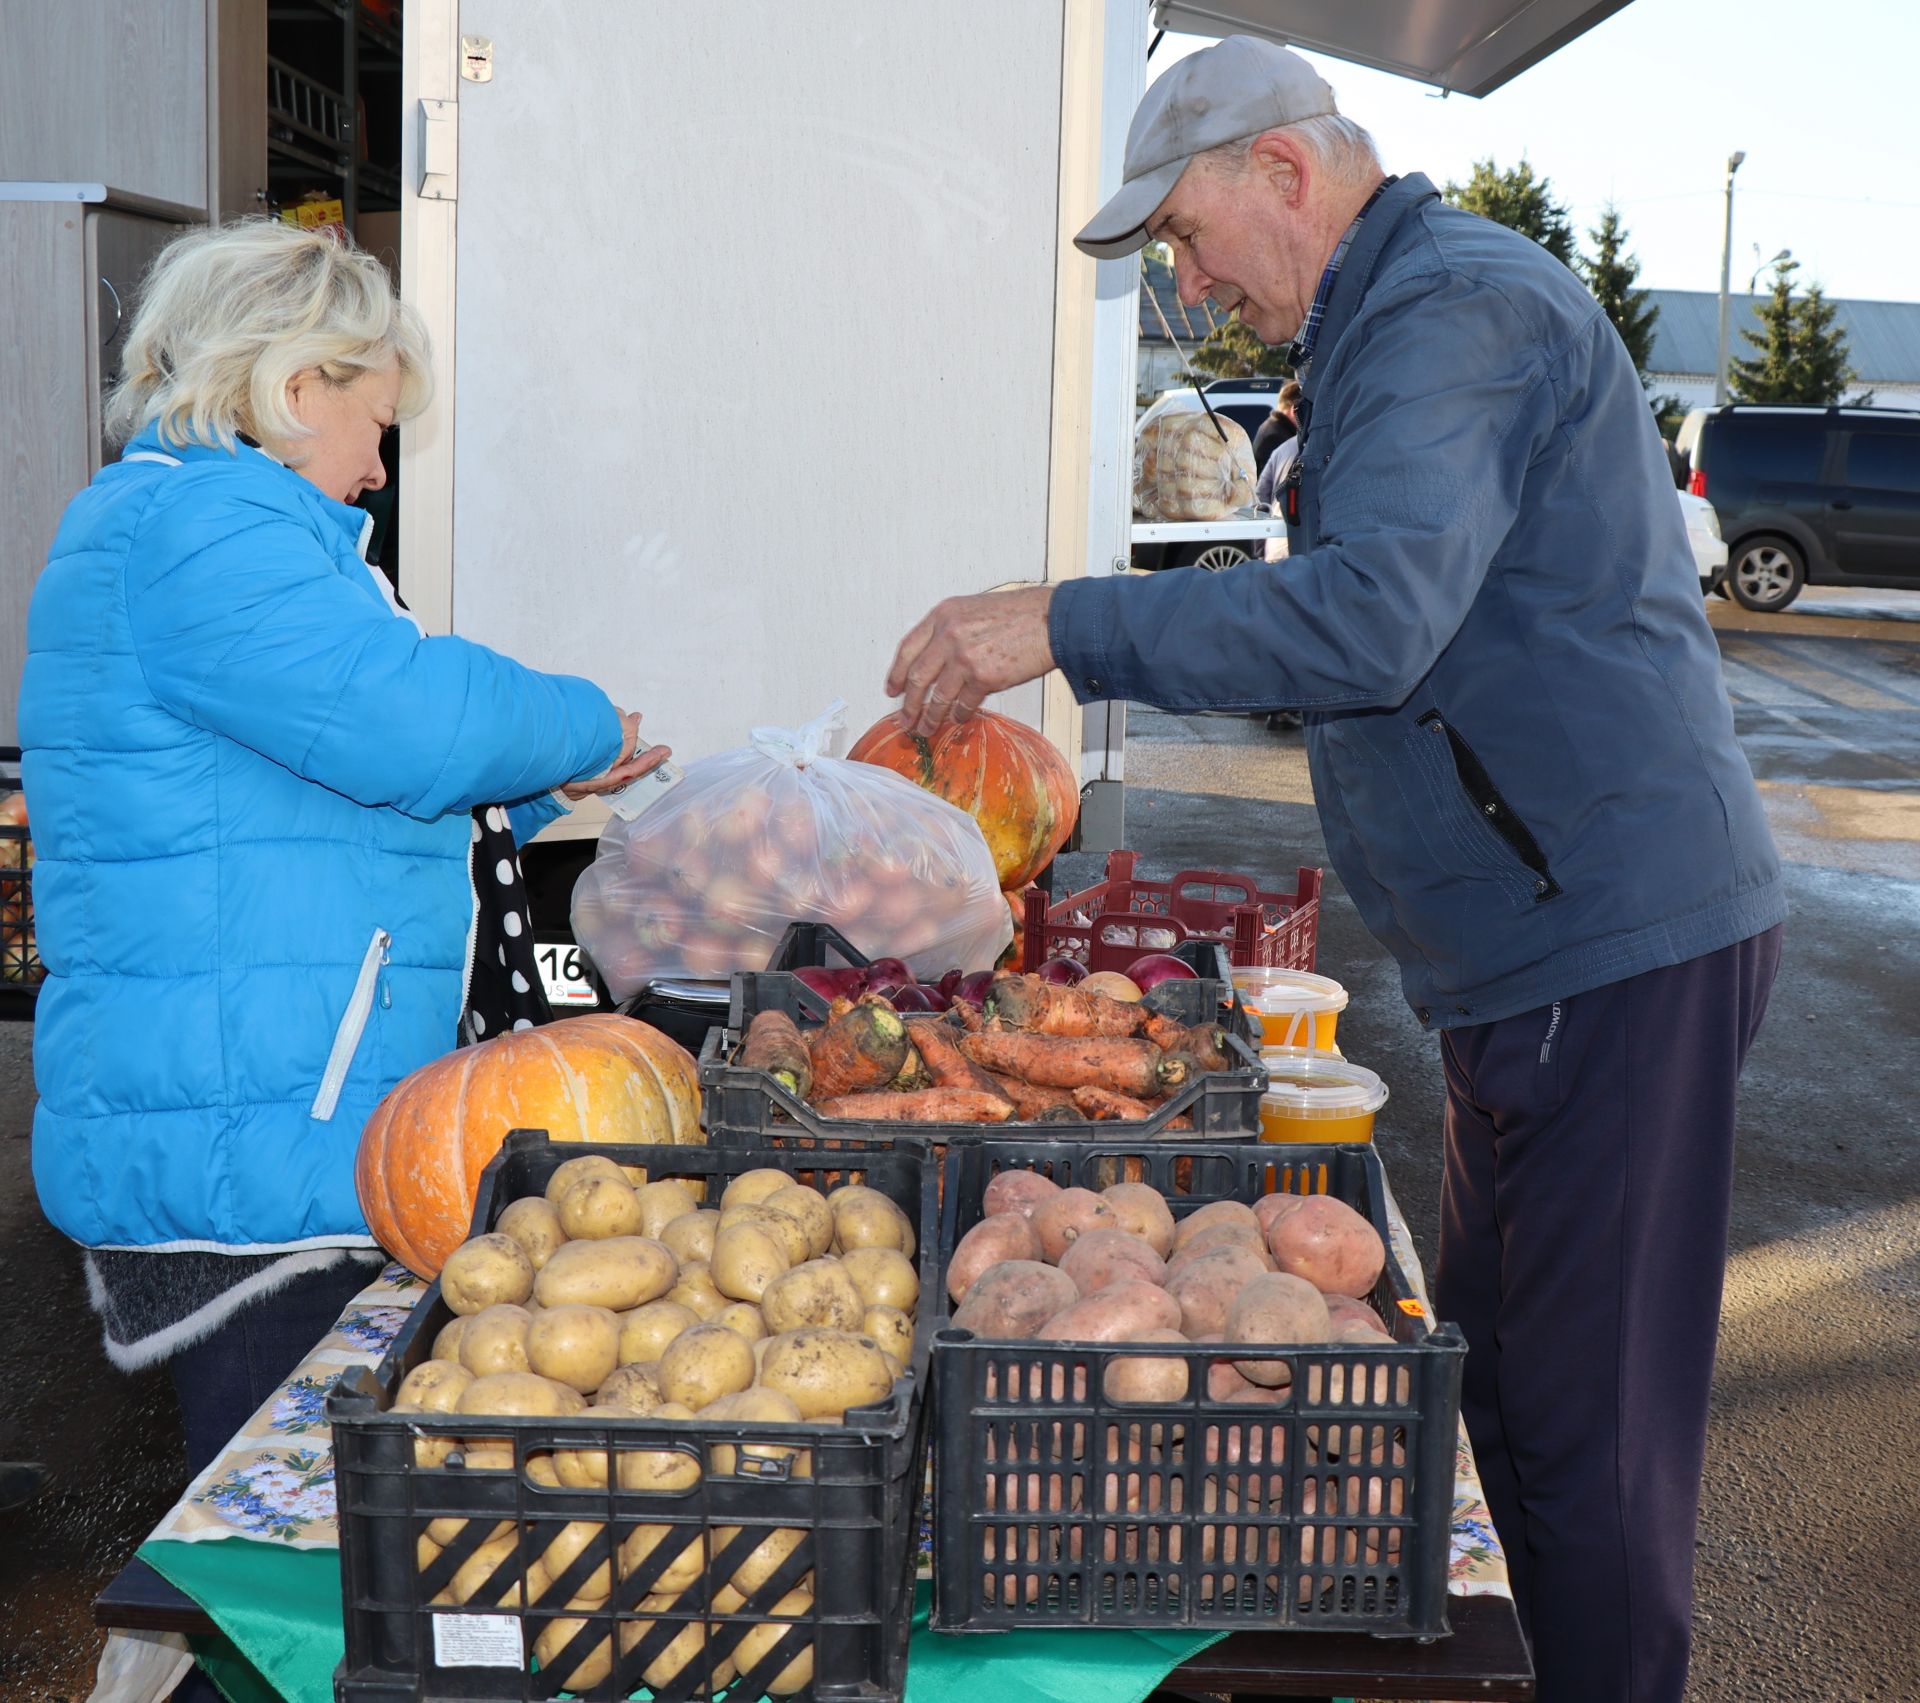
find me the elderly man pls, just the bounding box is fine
[888,35,1784,1703]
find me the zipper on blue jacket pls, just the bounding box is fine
[312,927,390,1121]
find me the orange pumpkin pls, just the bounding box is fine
[847,710,1078,890]
[355,1014,702,1277]
[998,888,1027,970]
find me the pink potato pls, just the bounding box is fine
[982,1169,1063,1220]
[946,1213,1044,1305]
[1058,1229,1168,1297]
[1165,1221,1272,1276]
[1265,1196,1386,1298]
[1164,1245,1269,1339]
[1323,1293,1389,1334]
[1030,1188,1120,1264]
[1036,1280,1183,1343]
[1170,1200,1262,1256]
[951,1261,1079,1340]
[1251,1192,1312,1235]
[1205,1357,1266,1401]
[1100,1183,1177,1258]
[1225,1272,1333,1386]
[1102,1327,1192,1403]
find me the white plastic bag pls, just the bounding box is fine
[572,701,1013,999]
[1133,391,1256,520]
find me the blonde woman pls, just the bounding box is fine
[18,220,657,1480]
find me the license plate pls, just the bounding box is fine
[534,942,600,1007]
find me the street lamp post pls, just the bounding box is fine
[1714,150,1746,406]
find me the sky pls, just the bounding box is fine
[1151,0,1920,304]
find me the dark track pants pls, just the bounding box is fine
[1436,925,1781,1703]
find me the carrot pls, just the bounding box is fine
[815,1088,1014,1123]
[985,974,1146,1038]
[1142,1014,1233,1071]
[808,1002,910,1100]
[958,1032,1190,1098]
[950,999,985,1033]
[1071,1086,1162,1121]
[739,1009,812,1099]
[905,1016,1014,1105]
[984,1072,1084,1122]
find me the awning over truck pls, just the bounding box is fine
[1151,0,1637,98]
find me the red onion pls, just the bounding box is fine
[952,970,997,1008]
[920,987,952,1012]
[860,956,913,993]
[1035,956,1088,986]
[792,965,848,1001]
[1127,953,1199,991]
[936,968,965,998]
[890,984,938,1012]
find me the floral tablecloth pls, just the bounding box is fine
[142,1183,1510,1599]
[110,1166,1509,1703]
[147,1264,425,1548]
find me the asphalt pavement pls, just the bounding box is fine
[2,587,1917,1700]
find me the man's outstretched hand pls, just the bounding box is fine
[885,583,1058,736]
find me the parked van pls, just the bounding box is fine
[1676,405,1920,611]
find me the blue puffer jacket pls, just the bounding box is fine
[1052,173,1785,1030]
[20,427,623,1253]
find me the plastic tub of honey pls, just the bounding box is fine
[1258,1047,1387,1144]
[1232,967,1348,1052]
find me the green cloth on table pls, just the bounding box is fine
[139,1539,1225,1703]
[901,1586,1226,1703]
[142,1539,341,1703]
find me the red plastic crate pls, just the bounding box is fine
[1020,851,1320,976]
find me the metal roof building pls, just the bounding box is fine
[1644,290,1920,408]
[1137,256,1920,408]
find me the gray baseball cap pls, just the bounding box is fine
[1075,36,1336,259]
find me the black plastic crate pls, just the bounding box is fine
[700,924,1267,1152]
[0,747,40,1017]
[330,1130,936,1702]
[929,1140,1465,1638]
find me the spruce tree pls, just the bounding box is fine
[1188,318,1293,380]
[1444,158,1577,269]
[1730,254,1856,404]
[1582,203,1660,378]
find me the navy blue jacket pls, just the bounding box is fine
[1051,174,1784,1029]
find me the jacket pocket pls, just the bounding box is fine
[311,926,390,1121]
[1415,713,1561,903]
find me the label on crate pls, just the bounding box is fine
[1397,1297,1427,1318]
[432,1612,524,1667]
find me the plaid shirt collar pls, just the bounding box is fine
[1287,175,1399,376]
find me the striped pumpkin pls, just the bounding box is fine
[847,709,1078,891]
[355,1013,702,1277]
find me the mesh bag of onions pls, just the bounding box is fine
[1132,398,1256,521]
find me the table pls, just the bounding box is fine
[93,1162,1535,1703]
[100,1558,1534,1700]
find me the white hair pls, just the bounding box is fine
[1206,113,1383,188]
[105,217,431,451]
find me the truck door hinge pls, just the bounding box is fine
[418,99,458,201]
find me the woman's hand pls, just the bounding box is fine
[562,708,672,800]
